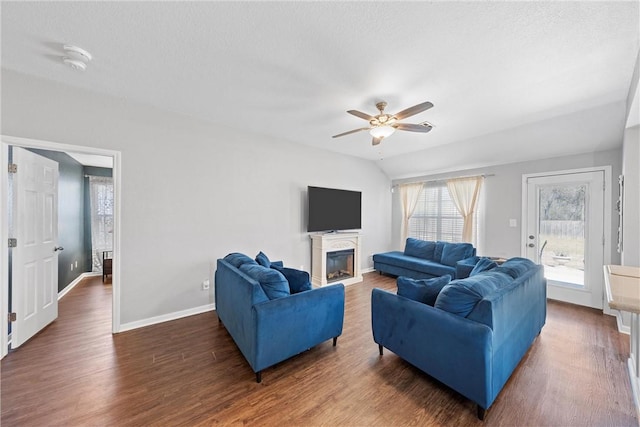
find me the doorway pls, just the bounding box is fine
[523,168,610,309]
[1,135,122,359]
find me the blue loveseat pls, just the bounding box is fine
[371,257,546,420]
[373,238,478,279]
[215,252,345,382]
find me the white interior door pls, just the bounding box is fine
[11,147,59,348]
[524,171,605,309]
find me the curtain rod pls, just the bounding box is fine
[393,173,495,187]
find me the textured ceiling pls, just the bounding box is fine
[1,1,639,172]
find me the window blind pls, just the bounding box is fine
[408,182,469,243]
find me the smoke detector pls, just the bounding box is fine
[62,44,92,71]
[62,58,87,71]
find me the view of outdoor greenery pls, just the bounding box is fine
[538,184,586,275]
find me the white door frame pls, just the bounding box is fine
[521,166,613,312]
[1,135,122,358]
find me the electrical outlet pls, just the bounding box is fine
[75,260,78,268]
[70,263,74,271]
[202,280,210,290]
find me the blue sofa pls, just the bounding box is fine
[373,238,478,279]
[215,252,345,382]
[371,257,546,419]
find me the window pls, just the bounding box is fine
[89,176,114,272]
[408,182,479,243]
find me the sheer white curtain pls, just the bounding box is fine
[89,176,114,272]
[446,176,483,243]
[399,182,425,246]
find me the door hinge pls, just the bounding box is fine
[8,163,17,173]
[8,313,16,322]
[8,238,17,248]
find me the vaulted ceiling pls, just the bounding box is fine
[2,1,638,177]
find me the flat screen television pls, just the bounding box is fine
[307,186,362,232]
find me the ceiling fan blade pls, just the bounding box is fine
[394,123,433,133]
[372,137,382,146]
[394,101,434,120]
[332,127,370,138]
[347,110,375,121]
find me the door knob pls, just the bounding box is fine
[528,243,535,248]
[54,246,64,252]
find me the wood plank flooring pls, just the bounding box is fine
[1,273,637,426]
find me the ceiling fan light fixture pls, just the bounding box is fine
[335,100,433,145]
[369,125,396,139]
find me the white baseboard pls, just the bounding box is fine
[58,272,101,300]
[119,303,215,333]
[615,311,631,335]
[628,358,640,419]
[361,267,375,274]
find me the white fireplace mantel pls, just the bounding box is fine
[310,232,363,287]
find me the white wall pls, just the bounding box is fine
[391,150,622,265]
[378,101,627,180]
[622,126,640,267]
[1,70,392,326]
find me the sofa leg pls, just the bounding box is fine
[333,337,338,346]
[477,405,486,421]
[256,371,262,383]
[378,344,384,356]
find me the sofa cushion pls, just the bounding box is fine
[255,251,271,267]
[494,257,537,279]
[470,257,498,276]
[456,256,479,279]
[374,251,456,277]
[239,263,290,300]
[397,274,452,306]
[404,238,437,261]
[434,273,512,317]
[224,252,257,268]
[434,241,446,262]
[440,243,475,267]
[271,265,312,294]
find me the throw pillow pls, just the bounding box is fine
[255,251,271,267]
[397,275,452,306]
[271,265,313,293]
[239,264,290,300]
[440,243,475,267]
[224,252,257,268]
[434,274,499,317]
[470,258,498,276]
[404,238,437,260]
[494,257,536,279]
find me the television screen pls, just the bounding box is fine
[307,186,362,232]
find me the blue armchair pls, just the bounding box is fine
[215,254,345,382]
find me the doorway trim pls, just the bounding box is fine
[521,166,612,311]
[1,135,122,359]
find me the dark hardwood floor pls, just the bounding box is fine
[1,273,636,426]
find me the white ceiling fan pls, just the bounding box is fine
[333,101,434,145]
